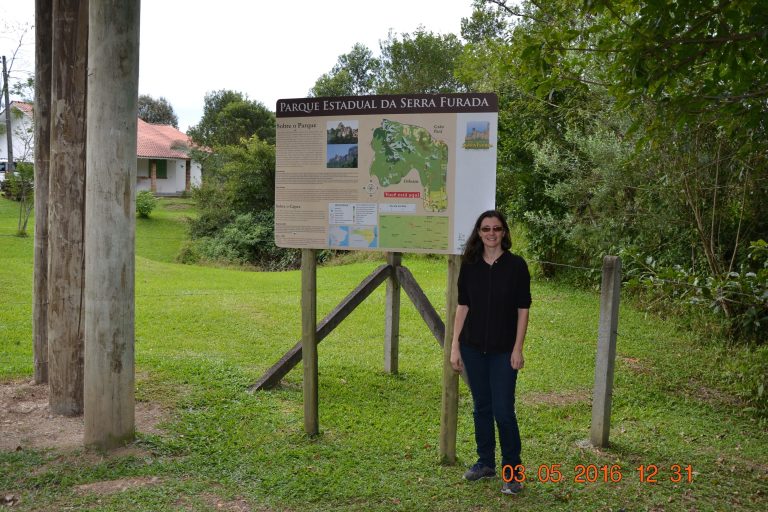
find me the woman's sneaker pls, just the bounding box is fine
[463,462,496,481]
[501,480,523,495]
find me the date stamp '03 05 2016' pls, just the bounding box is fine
[501,464,695,484]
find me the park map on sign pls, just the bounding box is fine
[370,119,448,212]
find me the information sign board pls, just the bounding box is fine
[275,93,497,254]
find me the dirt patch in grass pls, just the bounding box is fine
[175,492,279,512]
[74,476,163,495]
[198,494,255,511]
[685,378,746,408]
[0,380,167,451]
[521,388,590,406]
[620,356,653,374]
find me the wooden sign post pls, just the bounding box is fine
[439,255,461,463]
[384,252,402,374]
[302,249,319,435]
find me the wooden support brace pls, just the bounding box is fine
[396,265,469,387]
[250,264,392,391]
[395,266,445,344]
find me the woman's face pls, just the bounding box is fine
[478,216,504,251]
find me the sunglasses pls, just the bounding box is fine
[480,226,504,233]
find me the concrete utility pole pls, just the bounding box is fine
[2,55,14,173]
[83,0,140,449]
[33,0,53,384]
[48,0,89,416]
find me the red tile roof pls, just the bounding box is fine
[4,104,195,159]
[11,101,33,114]
[136,118,193,159]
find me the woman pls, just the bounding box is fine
[450,210,531,495]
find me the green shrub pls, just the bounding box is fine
[622,240,768,345]
[185,210,303,270]
[136,190,158,218]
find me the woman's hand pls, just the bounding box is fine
[450,345,464,373]
[511,349,524,370]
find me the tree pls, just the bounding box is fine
[460,0,508,44]
[1,161,34,236]
[378,27,468,94]
[310,28,469,97]
[137,94,178,127]
[184,136,300,269]
[309,43,380,97]
[187,90,275,147]
[458,0,768,341]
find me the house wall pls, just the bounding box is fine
[137,158,202,194]
[0,110,34,181]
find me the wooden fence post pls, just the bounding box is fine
[384,252,402,374]
[590,255,621,447]
[440,254,461,463]
[47,0,89,416]
[32,0,53,385]
[83,0,140,450]
[302,249,319,435]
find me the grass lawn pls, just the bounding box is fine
[0,196,766,511]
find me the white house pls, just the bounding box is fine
[1,102,202,195]
[136,118,202,195]
[0,101,35,177]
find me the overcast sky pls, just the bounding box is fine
[1,0,476,132]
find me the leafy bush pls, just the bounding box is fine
[186,135,311,270]
[183,210,303,270]
[622,240,768,344]
[136,190,158,218]
[1,163,34,201]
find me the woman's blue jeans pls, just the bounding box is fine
[460,342,522,471]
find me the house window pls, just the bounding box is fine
[150,159,168,179]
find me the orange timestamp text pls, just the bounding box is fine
[501,464,694,484]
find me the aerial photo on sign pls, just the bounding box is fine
[274,93,498,254]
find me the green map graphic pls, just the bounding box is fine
[370,119,448,212]
[379,215,449,250]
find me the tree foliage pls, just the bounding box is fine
[310,43,380,97]
[187,90,275,147]
[455,0,767,342]
[184,135,303,269]
[137,94,179,127]
[378,27,468,94]
[310,27,468,97]
[1,162,34,236]
[184,89,287,268]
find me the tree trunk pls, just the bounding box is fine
[33,0,53,384]
[2,56,14,173]
[48,0,88,416]
[83,0,140,449]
